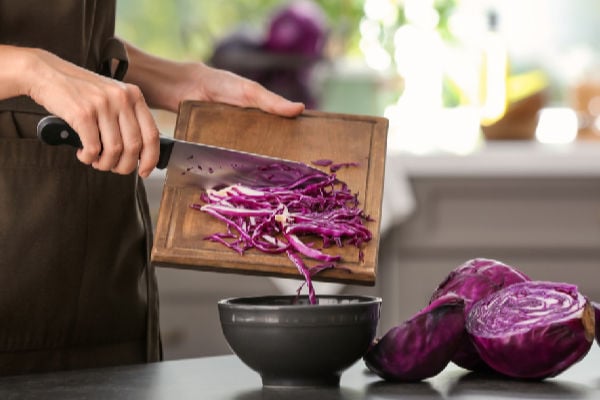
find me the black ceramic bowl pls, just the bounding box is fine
[218,295,382,387]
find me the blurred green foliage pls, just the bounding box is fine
[116,0,463,110]
[116,0,365,61]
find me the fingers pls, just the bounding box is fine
[74,111,102,165]
[195,66,305,117]
[29,53,159,176]
[236,80,303,117]
[68,80,158,177]
[134,95,160,178]
[92,109,123,171]
[242,80,305,117]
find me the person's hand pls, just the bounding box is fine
[25,48,159,178]
[1,43,304,177]
[123,43,305,117]
[170,63,306,117]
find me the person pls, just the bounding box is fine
[0,0,304,376]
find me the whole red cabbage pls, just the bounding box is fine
[430,258,531,371]
[263,0,328,57]
[431,258,531,307]
[363,294,465,382]
[467,281,594,379]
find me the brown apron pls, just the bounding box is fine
[0,0,160,375]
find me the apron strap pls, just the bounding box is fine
[99,37,129,81]
[0,96,48,114]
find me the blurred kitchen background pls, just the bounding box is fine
[118,0,600,360]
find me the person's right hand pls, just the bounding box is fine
[21,47,160,178]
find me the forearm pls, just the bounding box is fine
[122,41,191,112]
[0,45,39,100]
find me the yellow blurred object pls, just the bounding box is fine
[481,68,549,140]
[478,10,508,127]
[507,70,549,103]
[482,90,548,140]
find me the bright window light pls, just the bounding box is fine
[363,0,398,26]
[535,108,578,144]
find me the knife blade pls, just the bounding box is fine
[37,115,326,190]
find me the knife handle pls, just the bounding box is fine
[38,115,175,170]
[37,116,82,148]
[156,137,174,170]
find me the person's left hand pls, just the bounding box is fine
[176,63,306,117]
[124,43,305,117]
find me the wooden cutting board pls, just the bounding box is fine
[151,101,388,286]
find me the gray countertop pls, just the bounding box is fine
[2,344,600,399]
[394,141,600,177]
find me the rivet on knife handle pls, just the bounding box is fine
[36,116,82,148]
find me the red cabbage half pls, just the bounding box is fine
[466,280,594,379]
[430,258,531,371]
[363,294,465,382]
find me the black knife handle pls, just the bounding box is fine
[38,115,175,170]
[157,137,174,170]
[37,116,82,148]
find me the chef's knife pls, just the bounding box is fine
[37,115,326,190]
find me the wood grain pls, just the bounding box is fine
[151,101,388,286]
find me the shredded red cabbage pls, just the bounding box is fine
[191,172,372,304]
[311,159,333,167]
[330,162,360,172]
[311,159,360,172]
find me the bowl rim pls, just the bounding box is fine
[218,294,382,310]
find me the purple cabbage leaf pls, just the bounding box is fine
[363,294,465,382]
[466,280,594,379]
